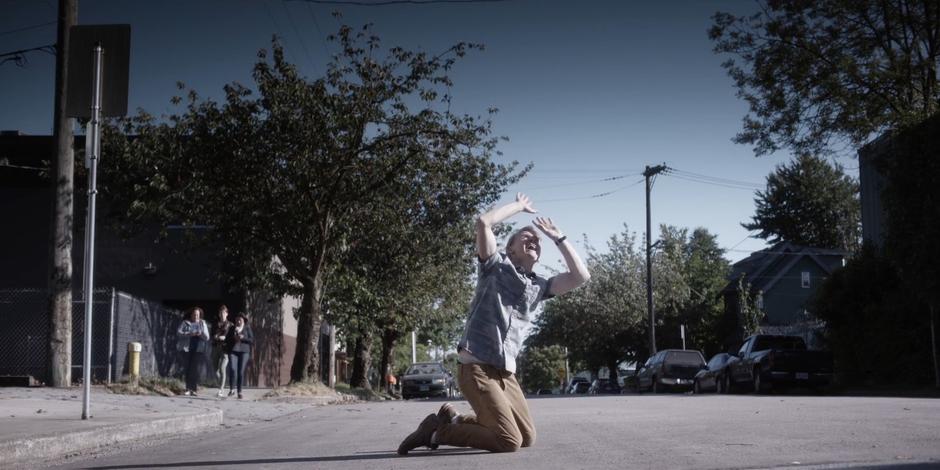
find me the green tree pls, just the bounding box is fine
[710,0,940,157]
[101,25,520,384]
[655,226,730,356]
[743,154,860,251]
[875,114,940,386]
[518,345,566,393]
[813,245,932,385]
[735,274,765,337]
[529,228,647,385]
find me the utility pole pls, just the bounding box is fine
[48,0,77,388]
[644,164,667,357]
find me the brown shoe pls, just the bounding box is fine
[397,413,439,455]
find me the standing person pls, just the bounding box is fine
[397,193,590,455]
[177,307,210,396]
[212,305,233,398]
[225,313,253,399]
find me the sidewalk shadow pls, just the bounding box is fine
[84,448,489,469]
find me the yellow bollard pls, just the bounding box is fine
[128,342,142,385]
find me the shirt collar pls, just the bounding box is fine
[515,265,538,280]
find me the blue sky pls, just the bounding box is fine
[0,0,860,269]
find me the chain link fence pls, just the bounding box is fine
[0,288,184,384]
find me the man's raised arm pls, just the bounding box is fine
[475,193,537,260]
[532,216,590,296]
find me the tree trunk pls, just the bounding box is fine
[607,359,619,388]
[350,333,372,390]
[289,274,322,383]
[379,328,399,391]
[48,0,77,388]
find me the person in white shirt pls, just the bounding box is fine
[177,307,210,396]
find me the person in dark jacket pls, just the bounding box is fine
[225,313,253,399]
[212,305,233,398]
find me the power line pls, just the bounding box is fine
[281,0,320,75]
[539,178,645,203]
[0,20,55,37]
[304,2,332,59]
[519,172,643,191]
[0,43,56,67]
[286,0,512,5]
[662,171,762,191]
[666,168,763,188]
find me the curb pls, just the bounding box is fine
[0,409,222,467]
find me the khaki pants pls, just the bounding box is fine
[436,363,536,452]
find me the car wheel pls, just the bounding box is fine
[693,380,701,395]
[725,373,735,394]
[652,377,660,394]
[753,367,766,394]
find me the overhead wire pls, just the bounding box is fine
[519,172,643,191]
[661,167,762,191]
[285,0,512,5]
[280,0,320,75]
[539,177,645,203]
[0,20,55,37]
[0,43,55,67]
[304,2,332,59]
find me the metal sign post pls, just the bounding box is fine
[66,24,129,420]
[79,42,103,420]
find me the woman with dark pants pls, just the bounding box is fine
[177,307,210,396]
[225,313,253,399]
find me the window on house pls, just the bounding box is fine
[801,271,811,288]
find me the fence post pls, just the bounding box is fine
[107,288,116,384]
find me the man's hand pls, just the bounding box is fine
[533,216,563,242]
[517,193,537,214]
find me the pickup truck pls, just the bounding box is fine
[727,334,833,393]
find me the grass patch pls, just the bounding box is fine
[334,384,397,401]
[261,381,397,402]
[263,381,342,399]
[106,376,185,396]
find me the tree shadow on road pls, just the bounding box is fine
[83,448,490,468]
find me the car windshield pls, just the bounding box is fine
[754,336,806,351]
[405,364,444,375]
[665,351,705,366]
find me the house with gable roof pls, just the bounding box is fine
[721,242,847,349]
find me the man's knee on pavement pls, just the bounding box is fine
[521,430,536,448]
[492,431,523,453]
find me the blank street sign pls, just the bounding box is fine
[66,24,130,118]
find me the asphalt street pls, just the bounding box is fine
[45,393,940,470]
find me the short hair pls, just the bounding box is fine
[234,312,249,324]
[189,307,203,320]
[506,225,539,252]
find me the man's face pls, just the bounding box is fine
[510,229,541,262]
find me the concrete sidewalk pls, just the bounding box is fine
[0,386,342,468]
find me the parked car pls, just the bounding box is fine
[727,335,834,394]
[636,349,706,393]
[588,378,623,395]
[569,381,591,394]
[566,377,590,394]
[400,362,455,399]
[693,353,737,394]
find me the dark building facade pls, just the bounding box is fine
[0,133,296,386]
